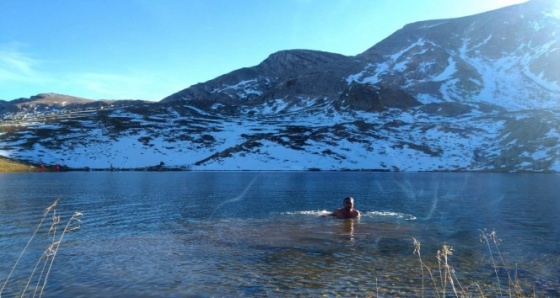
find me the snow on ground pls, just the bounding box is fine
[522,40,560,92]
[261,99,290,115]
[210,79,263,99]
[432,57,457,82]
[1,75,557,172]
[550,160,560,172]
[0,102,512,171]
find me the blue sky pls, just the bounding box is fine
[0,0,527,101]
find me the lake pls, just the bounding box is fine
[1,171,559,297]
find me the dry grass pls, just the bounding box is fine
[0,156,37,172]
[0,198,83,298]
[412,229,536,298]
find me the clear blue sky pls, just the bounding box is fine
[0,0,527,101]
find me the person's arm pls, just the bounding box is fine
[321,209,339,217]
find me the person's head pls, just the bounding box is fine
[343,197,354,210]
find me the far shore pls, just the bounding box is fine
[0,158,556,174]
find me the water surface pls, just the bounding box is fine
[1,172,559,296]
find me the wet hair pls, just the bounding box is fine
[343,197,354,202]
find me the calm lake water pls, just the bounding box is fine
[0,171,559,297]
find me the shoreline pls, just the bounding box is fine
[1,156,557,174]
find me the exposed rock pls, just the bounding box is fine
[1,1,559,172]
[337,84,421,112]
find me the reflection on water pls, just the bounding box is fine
[0,172,559,297]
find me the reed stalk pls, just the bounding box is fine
[0,198,82,298]
[413,238,441,297]
[479,229,526,297]
[413,230,536,298]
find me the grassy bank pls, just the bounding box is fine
[0,156,37,172]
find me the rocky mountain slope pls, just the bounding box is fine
[1,0,559,172]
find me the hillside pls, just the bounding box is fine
[0,156,36,172]
[0,0,559,172]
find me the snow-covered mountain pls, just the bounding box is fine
[1,0,559,172]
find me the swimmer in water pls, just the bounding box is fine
[327,197,360,219]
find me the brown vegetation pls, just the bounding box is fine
[412,229,536,297]
[0,199,83,297]
[0,156,37,172]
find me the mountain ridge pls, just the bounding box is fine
[1,0,559,172]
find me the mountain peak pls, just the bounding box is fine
[2,2,559,172]
[256,49,351,78]
[11,93,94,106]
